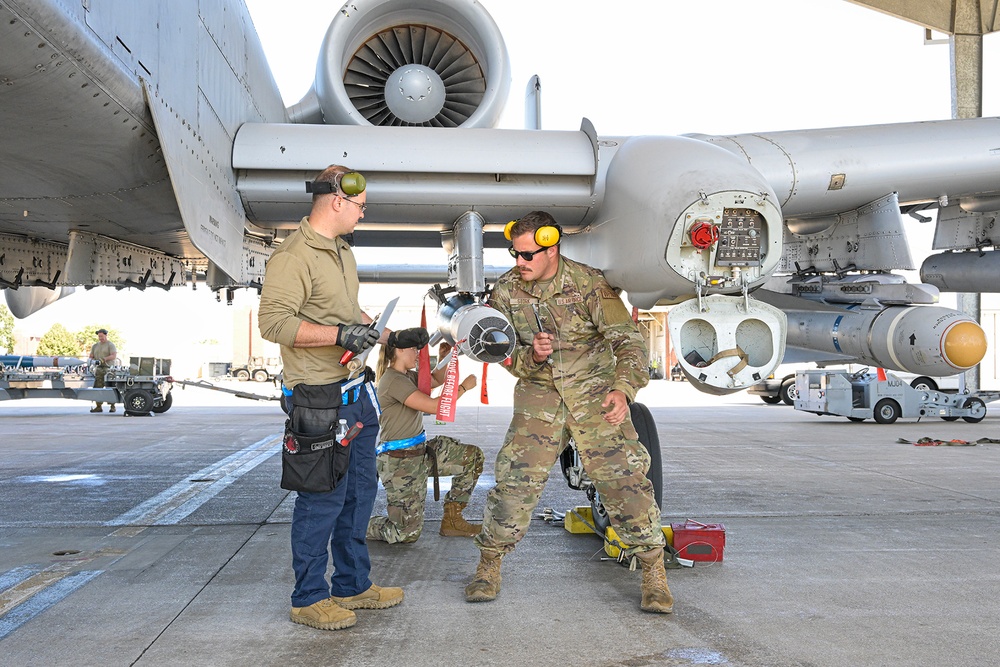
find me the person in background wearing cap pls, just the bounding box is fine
[367,327,483,544]
[88,328,117,413]
[259,164,402,632]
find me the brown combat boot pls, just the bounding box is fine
[289,598,356,630]
[330,583,403,610]
[636,547,674,613]
[440,501,480,537]
[464,550,503,602]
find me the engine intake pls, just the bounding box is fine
[314,0,510,127]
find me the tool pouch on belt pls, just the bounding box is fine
[280,382,346,493]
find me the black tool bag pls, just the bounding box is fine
[280,382,348,493]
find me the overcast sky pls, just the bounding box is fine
[10,0,998,364]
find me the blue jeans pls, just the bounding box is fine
[290,383,380,608]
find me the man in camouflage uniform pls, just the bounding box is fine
[465,210,673,613]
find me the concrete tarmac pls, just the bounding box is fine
[1,379,999,666]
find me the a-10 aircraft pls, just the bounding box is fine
[1,0,996,395]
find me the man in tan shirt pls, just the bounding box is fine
[88,328,117,413]
[259,165,402,632]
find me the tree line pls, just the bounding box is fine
[0,306,125,358]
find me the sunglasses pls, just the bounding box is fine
[508,246,546,261]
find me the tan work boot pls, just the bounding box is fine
[330,583,403,610]
[464,550,503,602]
[440,501,480,537]
[90,405,102,413]
[289,598,356,630]
[109,404,116,413]
[636,547,674,613]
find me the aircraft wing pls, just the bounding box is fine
[1,0,995,395]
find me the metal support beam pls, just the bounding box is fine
[951,0,985,391]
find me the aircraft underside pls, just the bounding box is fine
[0,0,996,395]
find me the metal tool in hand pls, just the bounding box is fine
[531,302,554,365]
[531,303,544,333]
[343,296,399,377]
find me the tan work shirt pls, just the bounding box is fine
[90,341,116,366]
[377,368,424,442]
[258,217,362,388]
[488,255,649,422]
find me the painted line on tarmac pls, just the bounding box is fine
[0,566,42,594]
[0,548,126,639]
[105,434,281,527]
[0,570,102,640]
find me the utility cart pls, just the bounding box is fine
[794,368,995,424]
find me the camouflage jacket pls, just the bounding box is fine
[489,255,649,422]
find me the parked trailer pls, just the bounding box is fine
[794,368,996,424]
[0,362,173,416]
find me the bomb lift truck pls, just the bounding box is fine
[794,368,997,424]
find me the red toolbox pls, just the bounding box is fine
[670,520,726,562]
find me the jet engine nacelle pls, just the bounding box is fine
[313,0,511,128]
[436,295,514,363]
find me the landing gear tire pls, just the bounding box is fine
[760,395,782,405]
[123,388,154,415]
[941,416,960,422]
[847,416,866,422]
[873,398,901,424]
[588,402,663,537]
[151,391,173,414]
[962,397,987,423]
[779,379,798,406]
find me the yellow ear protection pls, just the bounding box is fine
[305,171,367,196]
[503,219,562,247]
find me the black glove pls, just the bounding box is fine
[337,323,379,354]
[387,327,430,349]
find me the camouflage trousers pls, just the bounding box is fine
[367,435,485,544]
[93,365,109,407]
[474,407,664,556]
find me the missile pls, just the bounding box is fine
[0,355,88,369]
[782,304,986,376]
[920,249,1000,293]
[435,294,515,364]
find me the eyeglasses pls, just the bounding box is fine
[508,246,546,261]
[340,196,367,213]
